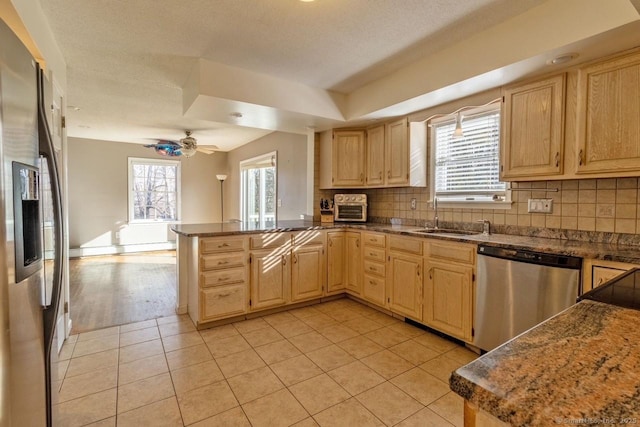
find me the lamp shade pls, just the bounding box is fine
[216,174,227,181]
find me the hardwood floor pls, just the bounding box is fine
[69,251,177,333]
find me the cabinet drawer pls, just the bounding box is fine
[250,232,292,249]
[200,267,246,288]
[427,241,475,264]
[200,285,246,321]
[389,236,423,255]
[363,246,385,262]
[363,274,385,306]
[362,232,385,247]
[364,260,385,277]
[201,236,247,253]
[293,230,325,246]
[200,253,246,271]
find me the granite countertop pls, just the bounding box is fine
[171,221,640,264]
[450,300,640,426]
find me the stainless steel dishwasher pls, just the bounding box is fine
[473,245,582,352]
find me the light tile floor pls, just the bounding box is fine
[56,298,478,427]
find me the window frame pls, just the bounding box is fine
[429,102,511,209]
[127,157,181,223]
[239,151,278,224]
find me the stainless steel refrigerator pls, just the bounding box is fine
[0,19,64,426]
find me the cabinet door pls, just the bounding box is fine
[332,130,365,186]
[366,125,385,186]
[345,232,362,294]
[250,250,290,310]
[424,261,473,342]
[385,118,409,186]
[576,51,640,174]
[327,232,345,294]
[502,74,565,179]
[291,245,325,302]
[387,253,422,320]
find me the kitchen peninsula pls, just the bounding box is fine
[450,299,640,426]
[171,220,640,332]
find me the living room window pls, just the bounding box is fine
[430,102,509,208]
[240,152,277,226]
[128,157,180,222]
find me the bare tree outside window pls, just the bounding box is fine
[129,158,180,221]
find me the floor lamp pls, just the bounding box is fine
[216,174,227,222]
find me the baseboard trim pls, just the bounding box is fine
[69,242,177,258]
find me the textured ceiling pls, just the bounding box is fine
[38,0,554,150]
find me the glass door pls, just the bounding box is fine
[240,152,277,227]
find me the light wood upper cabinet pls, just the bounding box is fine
[249,249,290,310]
[386,117,410,185]
[575,49,640,174]
[332,130,366,186]
[326,231,345,294]
[501,74,566,180]
[319,120,426,189]
[365,125,385,186]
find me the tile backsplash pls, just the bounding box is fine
[316,177,640,239]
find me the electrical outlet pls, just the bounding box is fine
[527,198,553,213]
[410,198,417,210]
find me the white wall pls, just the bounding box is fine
[68,137,227,253]
[225,132,308,221]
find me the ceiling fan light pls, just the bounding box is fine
[180,130,198,157]
[181,146,197,157]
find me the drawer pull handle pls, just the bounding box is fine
[218,276,230,281]
[219,243,230,248]
[369,280,375,286]
[356,239,360,248]
[387,170,391,179]
[282,255,287,266]
[378,171,382,180]
[360,173,364,183]
[555,152,560,167]
[218,292,232,298]
[293,254,298,264]
[429,267,433,280]
[370,267,377,272]
[369,252,375,256]
[329,239,333,247]
[578,149,584,166]
[218,260,228,265]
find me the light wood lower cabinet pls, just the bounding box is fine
[326,232,346,294]
[345,231,362,295]
[249,249,290,310]
[195,236,249,323]
[201,284,246,321]
[424,241,476,342]
[362,232,386,306]
[582,258,640,293]
[386,236,423,321]
[291,244,325,302]
[387,252,423,321]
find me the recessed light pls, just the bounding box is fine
[548,53,578,65]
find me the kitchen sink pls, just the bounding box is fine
[411,228,478,236]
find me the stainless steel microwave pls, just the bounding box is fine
[334,194,367,222]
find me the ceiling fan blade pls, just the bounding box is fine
[196,146,217,154]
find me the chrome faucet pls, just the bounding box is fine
[433,196,439,230]
[477,219,491,236]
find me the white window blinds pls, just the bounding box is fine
[432,105,505,202]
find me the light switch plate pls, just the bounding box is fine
[527,198,553,213]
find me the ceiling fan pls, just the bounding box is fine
[144,130,218,158]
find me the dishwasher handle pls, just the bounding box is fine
[478,245,582,269]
